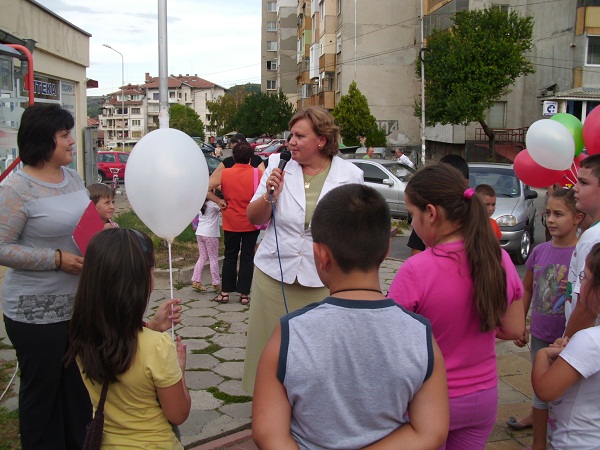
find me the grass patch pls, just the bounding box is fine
[192,343,222,355]
[0,360,19,449]
[211,320,231,333]
[207,387,252,404]
[391,218,410,231]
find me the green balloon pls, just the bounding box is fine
[551,113,584,157]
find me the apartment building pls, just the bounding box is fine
[262,0,299,104]
[264,0,600,156]
[100,73,226,148]
[269,0,422,147]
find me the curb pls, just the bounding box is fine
[188,426,252,450]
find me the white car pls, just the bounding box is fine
[254,139,286,152]
[349,159,415,218]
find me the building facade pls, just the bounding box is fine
[99,73,226,148]
[0,0,91,177]
[264,0,600,157]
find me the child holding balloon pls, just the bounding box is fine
[507,187,583,448]
[68,229,190,448]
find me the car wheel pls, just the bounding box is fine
[512,228,532,265]
[96,171,106,183]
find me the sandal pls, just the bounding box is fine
[240,295,250,305]
[214,292,229,303]
[505,416,532,431]
[192,282,204,291]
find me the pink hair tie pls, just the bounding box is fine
[463,188,476,200]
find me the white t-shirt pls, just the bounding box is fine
[397,154,415,169]
[195,201,221,238]
[549,326,600,449]
[566,223,600,323]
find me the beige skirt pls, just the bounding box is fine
[242,267,328,394]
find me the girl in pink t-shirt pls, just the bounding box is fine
[388,163,524,450]
[508,187,583,449]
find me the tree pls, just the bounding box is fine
[416,7,534,142]
[169,104,205,140]
[235,91,294,137]
[207,84,261,135]
[332,81,386,147]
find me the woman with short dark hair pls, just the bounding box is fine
[0,103,91,448]
[207,141,262,305]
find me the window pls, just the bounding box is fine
[267,1,276,12]
[267,21,277,32]
[153,93,159,100]
[486,101,506,128]
[319,0,325,16]
[336,33,342,53]
[169,91,175,98]
[117,153,130,163]
[267,60,278,71]
[353,163,388,184]
[588,36,600,65]
[492,4,510,13]
[267,80,277,90]
[337,0,342,14]
[132,131,142,138]
[132,120,141,126]
[267,41,277,51]
[131,108,141,115]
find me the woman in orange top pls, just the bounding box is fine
[208,142,261,304]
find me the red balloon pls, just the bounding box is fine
[514,149,566,188]
[561,153,588,187]
[583,107,600,155]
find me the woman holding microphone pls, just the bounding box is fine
[242,106,364,394]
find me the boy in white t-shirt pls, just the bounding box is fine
[565,154,600,337]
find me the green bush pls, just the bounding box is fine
[114,211,197,249]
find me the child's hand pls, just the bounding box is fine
[513,328,529,347]
[176,336,187,372]
[217,199,227,209]
[147,298,182,332]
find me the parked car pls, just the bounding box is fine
[97,151,129,183]
[205,154,221,175]
[249,136,274,149]
[256,142,288,164]
[349,159,415,218]
[192,137,216,155]
[468,163,538,265]
[254,138,286,152]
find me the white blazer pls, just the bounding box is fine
[252,153,364,287]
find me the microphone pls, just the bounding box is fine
[270,150,292,194]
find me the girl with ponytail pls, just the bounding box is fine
[388,163,525,449]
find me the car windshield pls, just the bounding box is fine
[380,162,414,182]
[261,143,281,154]
[469,167,521,198]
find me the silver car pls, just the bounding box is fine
[349,159,415,218]
[468,163,538,265]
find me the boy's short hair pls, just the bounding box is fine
[580,154,600,185]
[475,184,496,198]
[88,183,114,204]
[312,184,391,273]
[439,154,469,180]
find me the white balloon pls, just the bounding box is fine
[125,128,209,241]
[526,119,575,171]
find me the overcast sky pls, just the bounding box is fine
[35,0,262,96]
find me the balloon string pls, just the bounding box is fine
[168,240,174,340]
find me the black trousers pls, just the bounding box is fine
[222,230,259,294]
[4,315,92,450]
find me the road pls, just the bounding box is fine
[388,187,547,279]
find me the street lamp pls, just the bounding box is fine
[102,44,125,150]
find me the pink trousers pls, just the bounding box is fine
[440,386,497,450]
[192,235,220,285]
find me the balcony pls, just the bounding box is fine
[318,91,335,110]
[319,53,336,72]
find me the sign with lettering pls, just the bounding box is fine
[33,76,60,100]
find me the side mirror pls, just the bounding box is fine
[383,178,394,187]
[525,190,538,200]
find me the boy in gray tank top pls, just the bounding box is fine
[252,184,449,449]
